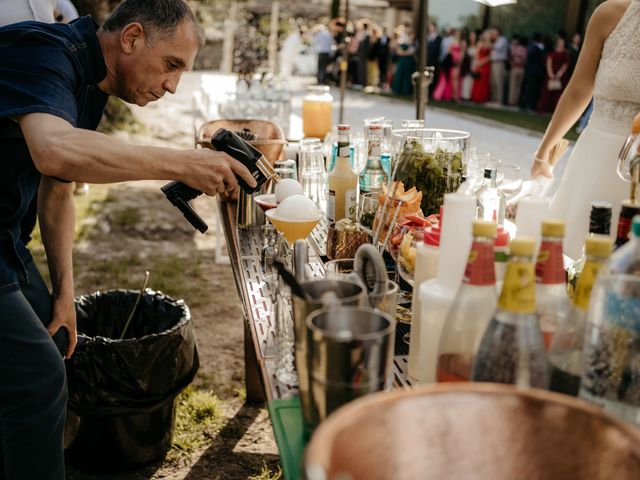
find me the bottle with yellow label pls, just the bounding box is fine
[470,237,548,388]
[548,235,612,396]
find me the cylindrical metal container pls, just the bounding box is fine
[306,307,395,433]
[292,280,365,438]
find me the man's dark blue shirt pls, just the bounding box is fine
[0,16,108,292]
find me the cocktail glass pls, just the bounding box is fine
[254,194,277,212]
[265,209,322,247]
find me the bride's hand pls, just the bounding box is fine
[530,154,554,179]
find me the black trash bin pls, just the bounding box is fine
[65,289,199,471]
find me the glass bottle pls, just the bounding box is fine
[261,223,278,270]
[579,217,640,424]
[359,124,388,195]
[567,201,612,298]
[614,201,640,250]
[535,220,570,350]
[476,168,506,224]
[437,221,498,382]
[549,235,612,396]
[471,237,549,388]
[302,85,333,139]
[327,124,358,222]
[364,117,393,175]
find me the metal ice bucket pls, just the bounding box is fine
[292,280,365,437]
[306,307,395,433]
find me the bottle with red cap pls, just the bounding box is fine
[436,221,498,382]
[535,219,570,350]
[410,208,442,329]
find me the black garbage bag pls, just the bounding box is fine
[65,289,199,470]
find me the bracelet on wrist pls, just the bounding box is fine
[534,152,549,163]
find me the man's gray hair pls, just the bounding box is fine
[102,0,204,46]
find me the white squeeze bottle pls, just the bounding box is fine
[408,193,476,383]
[407,210,441,376]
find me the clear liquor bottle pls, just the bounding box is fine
[549,235,612,396]
[358,124,388,195]
[471,237,548,388]
[437,221,498,382]
[535,220,570,350]
[476,168,506,224]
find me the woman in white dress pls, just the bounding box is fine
[531,0,640,259]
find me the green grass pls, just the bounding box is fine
[376,91,580,142]
[80,253,207,305]
[168,387,222,462]
[110,206,142,228]
[248,464,283,480]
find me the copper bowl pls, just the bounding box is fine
[195,119,285,164]
[305,383,640,480]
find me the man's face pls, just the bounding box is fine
[116,20,200,106]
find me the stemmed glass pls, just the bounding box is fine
[495,163,524,202]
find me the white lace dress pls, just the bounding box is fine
[550,0,640,259]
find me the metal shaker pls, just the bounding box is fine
[292,280,365,438]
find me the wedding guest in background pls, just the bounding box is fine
[391,27,416,96]
[427,21,442,97]
[377,26,391,89]
[537,36,570,113]
[433,29,462,101]
[519,32,546,110]
[471,31,492,103]
[355,21,371,88]
[460,30,478,100]
[568,32,582,76]
[313,24,334,85]
[367,25,382,87]
[508,35,527,106]
[490,27,509,104]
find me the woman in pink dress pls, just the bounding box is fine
[471,31,492,103]
[433,30,462,101]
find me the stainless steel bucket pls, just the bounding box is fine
[292,280,365,438]
[306,307,395,433]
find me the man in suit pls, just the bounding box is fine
[519,32,546,111]
[427,22,441,97]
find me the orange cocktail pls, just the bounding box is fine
[265,209,321,245]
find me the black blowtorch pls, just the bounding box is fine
[161,128,281,233]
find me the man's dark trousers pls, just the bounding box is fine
[317,52,331,85]
[0,261,68,480]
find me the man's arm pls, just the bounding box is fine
[38,176,77,358]
[18,113,257,196]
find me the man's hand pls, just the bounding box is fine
[47,294,77,359]
[183,149,257,196]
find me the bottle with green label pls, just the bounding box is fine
[471,237,548,388]
[548,235,612,396]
